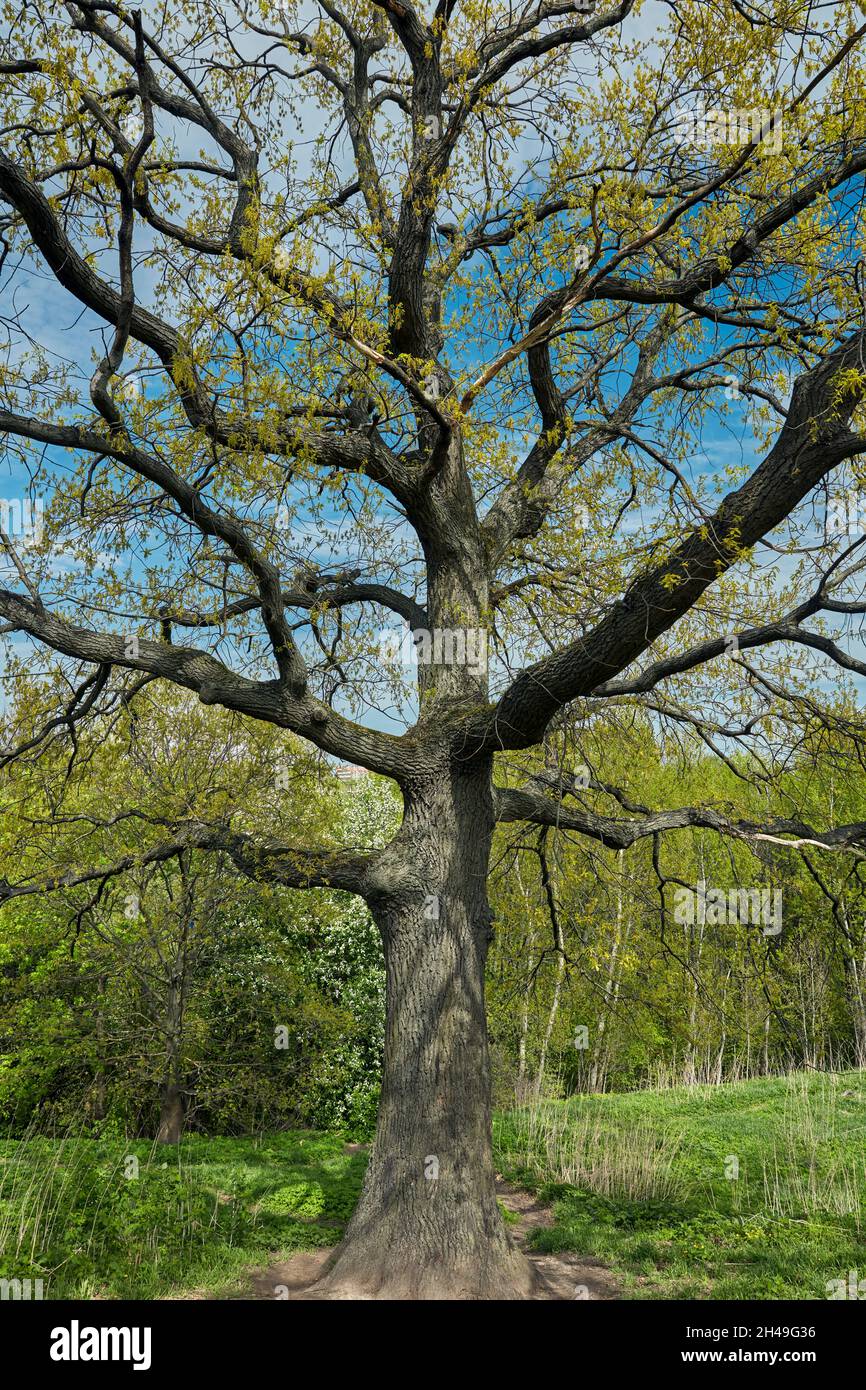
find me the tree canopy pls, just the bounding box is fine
[3,0,866,1298]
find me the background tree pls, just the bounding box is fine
[2,0,866,1296]
[0,686,389,1139]
[488,717,866,1098]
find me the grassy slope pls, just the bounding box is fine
[495,1070,866,1299]
[1,1071,863,1299]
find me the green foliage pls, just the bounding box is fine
[0,723,389,1140]
[0,1130,365,1299]
[488,715,866,1099]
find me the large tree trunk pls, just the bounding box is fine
[313,759,536,1300]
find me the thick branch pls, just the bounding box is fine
[469,330,866,751]
[0,588,413,780]
[495,786,866,858]
[0,822,379,902]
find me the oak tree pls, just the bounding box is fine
[3,0,866,1295]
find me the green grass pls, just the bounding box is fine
[2,1070,864,1299]
[0,1130,365,1299]
[494,1069,866,1299]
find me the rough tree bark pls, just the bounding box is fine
[316,761,536,1297]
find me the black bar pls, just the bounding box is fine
[5,1296,859,1376]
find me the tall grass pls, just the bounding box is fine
[499,1097,686,1203]
[0,1119,250,1296]
[757,1072,866,1229]
[500,1070,866,1230]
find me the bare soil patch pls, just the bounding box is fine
[225,1169,620,1301]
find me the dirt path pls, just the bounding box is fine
[495,1178,620,1300]
[231,1172,619,1301]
